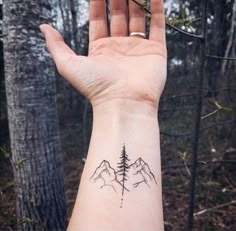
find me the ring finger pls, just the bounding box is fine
[129,0,146,38]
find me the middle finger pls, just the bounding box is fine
[109,0,128,37]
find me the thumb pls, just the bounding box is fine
[39,24,86,82]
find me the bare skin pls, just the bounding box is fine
[40,0,167,230]
[40,0,167,109]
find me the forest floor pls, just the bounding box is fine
[0,123,236,231]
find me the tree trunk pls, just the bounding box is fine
[207,1,225,98]
[221,0,236,75]
[3,0,66,230]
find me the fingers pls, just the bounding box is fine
[89,0,165,42]
[109,0,128,36]
[129,0,146,36]
[149,0,166,43]
[89,0,108,42]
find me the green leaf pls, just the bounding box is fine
[0,146,10,159]
[209,98,233,112]
[2,180,16,191]
[15,158,28,169]
[18,217,33,224]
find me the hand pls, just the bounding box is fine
[40,0,167,109]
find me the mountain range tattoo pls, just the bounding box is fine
[90,145,157,208]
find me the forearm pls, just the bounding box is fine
[41,0,167,229]
[68,100,164,231]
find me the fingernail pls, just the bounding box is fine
[39,25,44,32]
[39,25,46,40]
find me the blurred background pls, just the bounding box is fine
[0,0,235,230]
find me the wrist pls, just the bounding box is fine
[92,98,159,121]
[90,99,160,156]
[88,98,161,173]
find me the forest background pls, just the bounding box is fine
[0,0,235,230]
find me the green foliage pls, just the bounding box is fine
[140,0,148,9]
[2,180,15,191]
[0,146,9,159]
[166,17,201,27]
[17,217,33,224]
[209,98,233,112]
[131,0,150,17]
[15,158,28,170]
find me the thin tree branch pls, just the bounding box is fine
[166,22,204,39]
[130,0,204,39]
[180,152,191,177]
[160,89,236,105]
[131,0,150,15]
[194,200,236,216]
[206,54,236,60]
[166,17,202,26]
[160,119,235,137]
[203,88,236,92]
[162,160,236,169]
[201,109,220,120]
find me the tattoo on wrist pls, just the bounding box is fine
[90,145,157,208]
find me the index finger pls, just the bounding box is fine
[149,0,166,44]
[89,0,108,42]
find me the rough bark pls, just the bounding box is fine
[207,1,225,97]
[69,0,79,53]
[221,0,236,75]
[3,0,66,230]
[75,0,89,56]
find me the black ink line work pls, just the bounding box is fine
[117,145,130,196]
[90,160,129,193]
[90,145,157,208]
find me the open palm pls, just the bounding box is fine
[41,0,167,108]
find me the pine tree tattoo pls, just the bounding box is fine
[90,145,157,208]
[117,145,130,196]
[117,145,130,207]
